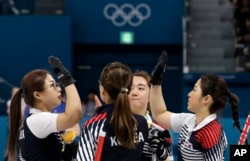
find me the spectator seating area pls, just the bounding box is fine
[232,0,250,71]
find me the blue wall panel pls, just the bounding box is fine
[0,16,72,115]
[65,0,184,44]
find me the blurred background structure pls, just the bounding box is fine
[183,0,235,73]
[0,0,249,161]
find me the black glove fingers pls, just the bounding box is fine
[48,55,75,87]
[148,137,168,160]
[150,50,168,85]
[48,56,64,74]
[48,56,60,66]
[159,51,168,67]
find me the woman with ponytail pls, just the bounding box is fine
[149,51,244,161]
[76,62,148,161]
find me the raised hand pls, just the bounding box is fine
[150,51,168,85]
[48,56,75,87]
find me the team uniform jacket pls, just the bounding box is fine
[171,113,227,161]
[76,104,148,161]
[18,108,63,161]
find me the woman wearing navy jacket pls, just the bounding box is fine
[7,56,82,161]
[76,62,148,161]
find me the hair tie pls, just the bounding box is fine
[121,87,128,93]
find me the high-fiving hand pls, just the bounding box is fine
[150,51,168,85]
[48,56,75,87]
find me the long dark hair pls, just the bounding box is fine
[99,62,137,149]
[200,74,243,135]
[7,69,49,160]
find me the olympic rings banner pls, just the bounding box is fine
[66,0,183,44]
[103,3,151,27]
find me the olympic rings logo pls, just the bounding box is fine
[103,3,151,27]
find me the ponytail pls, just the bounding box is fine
[111,89,137,149]
[228,93,241,132]
[229,92,248,144]
[7,89,23,160]
[100,62,137,149]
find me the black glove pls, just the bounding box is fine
[149,137,168,160]
[149,129,171,160]
[158,129,171,139]
[150,51,168,85]
[48,56,75,87]
[61,139,79,161]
